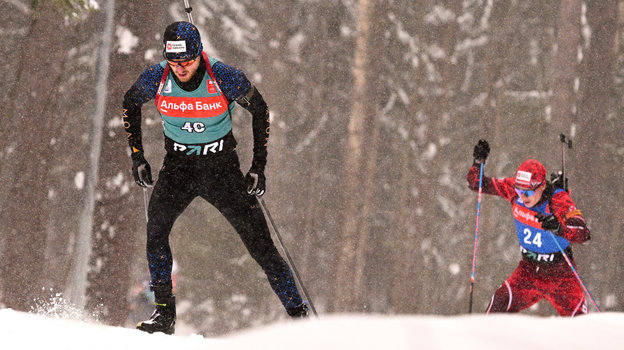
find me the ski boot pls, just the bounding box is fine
[137,285,176,335]
[287,302,309,318]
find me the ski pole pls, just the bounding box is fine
[183,0,194,24]
[468,161,485,314]
[548,233,601,312]
[142,187,149,223]
[257,197,318,317]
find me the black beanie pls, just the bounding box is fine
[162,21,203,60]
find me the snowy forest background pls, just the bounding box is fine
[1,0,623,337]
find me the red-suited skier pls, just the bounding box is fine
[467,139,590,316]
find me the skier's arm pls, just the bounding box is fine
[121,64,163,156]
[467,139,517,202]
[236,85,269,173]
[122,65,162,187]
[122,91,144,155]
[467,163,517,202]
[212,61,269,173]
[550,191,591,244]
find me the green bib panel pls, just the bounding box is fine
[155,56,235,144]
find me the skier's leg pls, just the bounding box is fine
[138,160,195,334]
[214,195,306,315]
[145,161,195,287]
[543,264,588,316]
[486,261,541,313]
[200,154,306,316]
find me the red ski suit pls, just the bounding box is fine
[467,163,591,316]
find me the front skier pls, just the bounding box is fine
[468,139,590,316]
[122,21,308,335]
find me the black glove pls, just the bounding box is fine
[245,166,266,196]
[473,139,490,163]
[131,152,153,188]
[536,213,560,232]
[550,171,568,191]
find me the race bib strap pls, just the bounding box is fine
[520,246,572,265]
[164,131,237,157]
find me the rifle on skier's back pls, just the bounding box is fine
[550,133,572,192]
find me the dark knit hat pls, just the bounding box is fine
[514,159,546,189]
[162,21,203,60]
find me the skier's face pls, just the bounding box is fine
[516,183,546,207]
[168,57,201,83]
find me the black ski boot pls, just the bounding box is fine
[287,302,309,318]
[137,285,176,335]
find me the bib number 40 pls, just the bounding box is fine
[523,228,543,248]
[181,122,205,133]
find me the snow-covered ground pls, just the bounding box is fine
[1,308,623,350]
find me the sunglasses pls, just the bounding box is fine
[167,57,197,68]
[514,187,536,197]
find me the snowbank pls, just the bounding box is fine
[1,308,622,350]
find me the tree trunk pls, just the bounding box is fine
[550,0,582,141]
[333,0,383,312]
[68,0,115,311]
[575,0,618,309]
[0,1,72,311]
[84,0,168,325]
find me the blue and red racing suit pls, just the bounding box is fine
[467,163,590,316]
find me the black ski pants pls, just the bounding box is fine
[145,151,302,310]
